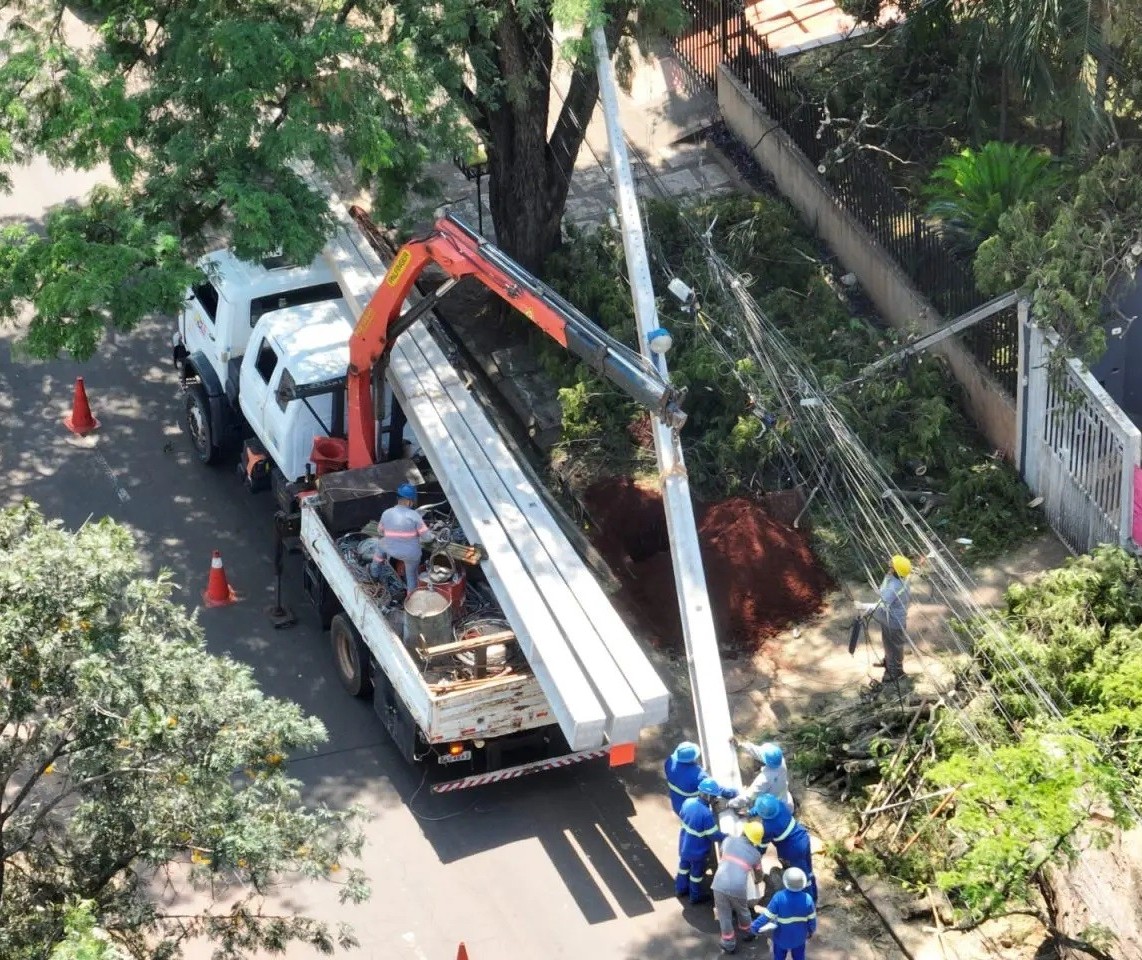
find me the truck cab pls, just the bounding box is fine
[172,249,343,465]
[238,300,354,483]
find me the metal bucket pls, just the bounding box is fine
[417,550,466,617]
[403,588,452,653]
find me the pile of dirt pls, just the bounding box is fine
[584,477,832,654]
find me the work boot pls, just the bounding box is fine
[689,892,712,905]
[719,944,737,955]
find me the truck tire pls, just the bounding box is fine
[330,613,373,698]
[184,385,220,465]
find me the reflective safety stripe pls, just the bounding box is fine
[668,782,698,796]
[682,822,720,837]
[771,820,796,842]
[770,913,817,924]
[383,529,422,538]
[720,854,756,871]
[721,935,736,942]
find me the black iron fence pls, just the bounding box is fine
[672,0,1018,397]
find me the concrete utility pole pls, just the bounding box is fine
[591,27,743,818]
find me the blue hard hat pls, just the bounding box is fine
[760,742,784,768]
[698,777,720,796]
[672,741,701,764]
[752,793,781,819]
[396,483,417,500]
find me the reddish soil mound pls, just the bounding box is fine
[584,478,832,653]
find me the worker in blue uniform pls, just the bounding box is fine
[664,740,738,817]
[750,867,817,960]
[751,793,817,903]
[676,777,727,904]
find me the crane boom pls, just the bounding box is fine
[345,213,687,468]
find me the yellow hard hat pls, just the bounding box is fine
[891,554,912,577]
[743,822,765,846]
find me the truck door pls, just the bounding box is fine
[239,335,288,470]
[181,278,228,382]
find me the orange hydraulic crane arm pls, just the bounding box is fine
[346,214,687,468]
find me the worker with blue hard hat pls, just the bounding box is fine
[664,740,738,817]
[750,793,817,904]
[371,482,434,593]
[729,736,795,814]
[676,777,727,904]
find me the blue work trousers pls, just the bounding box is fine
[774,946,806,960]
[675,849,710,902]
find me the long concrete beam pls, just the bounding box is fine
[591,28,743,814]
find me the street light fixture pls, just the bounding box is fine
[453,144,489,237]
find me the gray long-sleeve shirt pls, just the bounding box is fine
[711,834,763,898]
[874,573,911,630]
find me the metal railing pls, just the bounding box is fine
[672,0,1018,396]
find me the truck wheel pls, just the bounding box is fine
[330,613,373,698]
[184,385,220,465]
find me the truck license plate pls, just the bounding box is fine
[439,750,471,765]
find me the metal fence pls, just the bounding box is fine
[1021,312,1142,553]
[672,0,1019,396]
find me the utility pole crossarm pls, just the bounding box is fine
[858,291,1020,380]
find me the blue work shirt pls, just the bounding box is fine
[663,757,736,816]
[678,796,725,861]
[758,804,811,861]
[751,888,817,947]
[875,573,911,630]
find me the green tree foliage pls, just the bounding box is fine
[0,0,678,358]
[975,146,1142,363]
[0,502,368,960]
[542,193,1039,560]
[925,142,1060,251]
[850,548,1141,920]
[49,903,128,960]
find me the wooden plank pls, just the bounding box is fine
[408,323,670,725]
[387,344,608,750]
[420,630,516,659]
[393,333,646,745]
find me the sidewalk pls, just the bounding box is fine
[426,40,737,235]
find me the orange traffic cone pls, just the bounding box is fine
[202,550,237,607]
[63,376,100,435]
[456,945,469,960]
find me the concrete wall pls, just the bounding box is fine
[717,66,1017,458]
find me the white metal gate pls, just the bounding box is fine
[1019,306,1142,553]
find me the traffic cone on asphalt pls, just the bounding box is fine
[202,550,238,607]
[456,945,469,960]
[63,376,100,435]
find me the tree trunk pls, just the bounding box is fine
[465,4,630,274]
[1039,823,1142,960]
[998,66,1010,141]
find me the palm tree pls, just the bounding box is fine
[957,0,1107,147]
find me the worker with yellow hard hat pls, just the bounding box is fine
[856,554,913,683]
[711,822,767,954]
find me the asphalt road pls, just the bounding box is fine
[0,166,731,960]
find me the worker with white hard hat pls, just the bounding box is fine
[371,482,433,594]
[729,738,794,814]
[856,554,913,683]
[750,866,817,959]
[711,821,765,954]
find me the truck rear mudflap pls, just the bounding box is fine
[430,745,634,794]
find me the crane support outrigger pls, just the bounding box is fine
[345,213,688,468]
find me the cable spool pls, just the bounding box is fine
[453,617,522,672]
